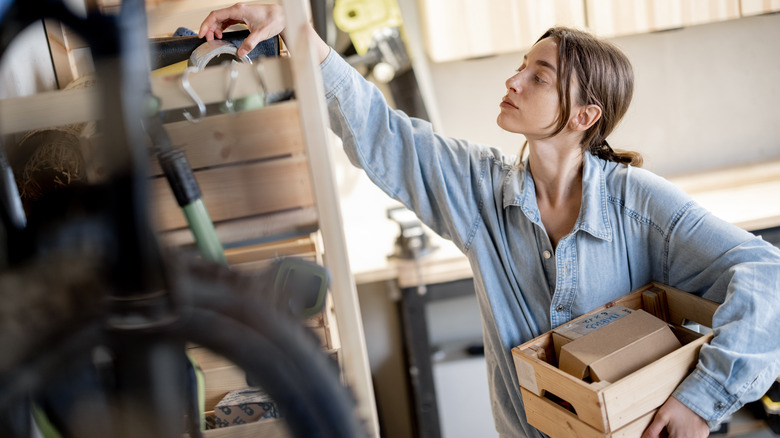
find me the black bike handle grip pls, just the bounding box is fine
[149,29,253,70]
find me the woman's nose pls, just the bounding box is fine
[506,73,522,93]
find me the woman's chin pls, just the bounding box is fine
[496,115,522,134]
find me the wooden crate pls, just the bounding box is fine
[187,310,338,414]
[512,282,719,437]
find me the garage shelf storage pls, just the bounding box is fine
[0,0,379,436]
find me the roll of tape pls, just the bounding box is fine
[189,40,252,71]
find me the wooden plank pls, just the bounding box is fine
[0,58,292,135]
[657,283,719,328]
[284,1,380,436]
[44,20,77,88]
[201,418,290,438]
[522,388,657,437]
[203,364,246,409]
[189,347,248,411]
[604,289,645,312]
[146,1,277,37]
[150,155,314,231]
[611,411,656,438]
[320,285,341,351]
[600,334,711,431]
[0,87,98,135]
[224,236,317,265]
[522,387,607,438]
[514,334,611,431]
[158,207,319,249]
[150,101,305,175]
[641,288,670,322]
[189,346,237,371]
[151,56,292,111]
[96,0,280,37]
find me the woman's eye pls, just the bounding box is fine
[535,75,545,84]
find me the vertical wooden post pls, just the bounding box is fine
[281,1,380,436]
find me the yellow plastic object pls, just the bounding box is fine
[151,59,189,77]
[333,0,403,55]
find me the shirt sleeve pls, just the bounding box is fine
[319,48,493,250]
[665,201,780,428]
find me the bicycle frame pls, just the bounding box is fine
[0,1,193,436]
[0,2,343,438]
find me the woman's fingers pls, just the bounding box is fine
[198,3,285,57]
[198,3,247,40]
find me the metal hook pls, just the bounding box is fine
[224,60,239,114]
[181,66,206,123]
[253,62,269,107]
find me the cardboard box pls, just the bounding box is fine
[557,310,682,383]
[512,283,719,437]
[213,387,279,428]
[552,305,634,360]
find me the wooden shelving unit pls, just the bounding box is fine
[0,0,379,436]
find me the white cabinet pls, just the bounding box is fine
[417,0,585,62]
[585,0,740,38]
[740,0,780,16]
[416,0,773,63]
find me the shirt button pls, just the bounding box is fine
[714,402,725,411]
[555,305,564,312]
[543,250,552,259]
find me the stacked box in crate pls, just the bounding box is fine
[512,282,719,438]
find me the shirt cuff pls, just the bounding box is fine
[672,367,740,429]
[319,47,352,101]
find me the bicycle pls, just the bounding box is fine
[0,1,366,437]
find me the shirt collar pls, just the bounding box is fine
[577,153,612,241]
[502,152,613,241]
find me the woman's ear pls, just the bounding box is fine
[570,104,602,132]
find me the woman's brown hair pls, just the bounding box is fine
[536,26,642,167]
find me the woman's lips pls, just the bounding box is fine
[501,97,518,109]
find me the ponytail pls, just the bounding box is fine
[589,140,643,167]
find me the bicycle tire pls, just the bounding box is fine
[0,253,367,438]
[168,256,368,438]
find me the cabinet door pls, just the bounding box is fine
[418,0,585,62]
[585,0,740,39]
[740,0,780,16]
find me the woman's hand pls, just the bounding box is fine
[642,397,710,438]
[198,3,286,58]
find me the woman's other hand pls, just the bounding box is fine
[198,3,285,58]
[642,396,710,438]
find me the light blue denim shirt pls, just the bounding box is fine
[320,49,780,436]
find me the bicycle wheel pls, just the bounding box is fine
[167,254,368,438]
[0,251,367,438]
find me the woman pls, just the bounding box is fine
[200,4,780,437]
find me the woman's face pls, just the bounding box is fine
[497,38,563,139]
